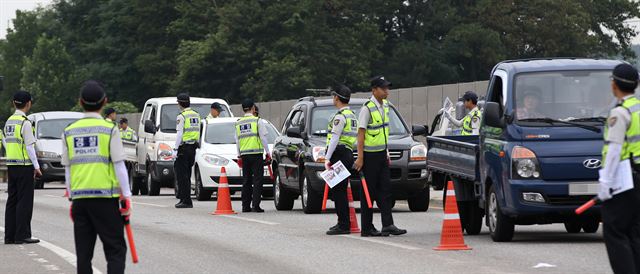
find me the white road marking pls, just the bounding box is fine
[43,265,60,271]
[43,195,64,198]
[0,226,103,274]
[34,258,49,263]
[533,263,557,268]
[132,201,169,208]
[220,215,279,225]
[339,234,422,250]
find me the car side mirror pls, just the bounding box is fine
[286,127,302,139]
[484,102,505,128]
[144,120,157,134]
[412,125,427,136]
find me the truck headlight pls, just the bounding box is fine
[203,154,229,166]
[312,146,326,162]
[511,146,541,179]
[157,143,174,161]
[410,144,427,161]
[36,151,60,159]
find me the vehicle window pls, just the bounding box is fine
[143,104,152,121]
[281,109,295,133]
[149,105,157,123]
[515,70,612,123]
[160,103,231,133]
[289,111,302,128]
[310,105,408,136]
[205,121,279,144]
[37,119,79,139]
[298,107,307,131]
[488,74,505,115]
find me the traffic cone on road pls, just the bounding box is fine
[434,180,471,251]
[347,180,360,234]
[211,167,236,215]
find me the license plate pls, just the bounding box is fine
[569,182,599,196]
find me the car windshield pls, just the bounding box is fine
[310,105,408,136]
[205,121,279,144]
[515,70,614,124]
[160,103,231,133]
[37,119,79,139]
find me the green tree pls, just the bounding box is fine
[71,101,138,114]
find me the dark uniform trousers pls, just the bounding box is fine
[360,151,394,231]
[330,146,353,230]
[241,154,264,210]
[175,144,197,205]
[4,165,35,242]
[72,198,126,274]
[602,175,640,274]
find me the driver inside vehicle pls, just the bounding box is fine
[517,89,544,119]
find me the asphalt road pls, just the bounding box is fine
[0,182,611,274]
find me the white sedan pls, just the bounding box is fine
[192,117,279,201]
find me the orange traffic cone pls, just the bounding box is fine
[434,180,471,251]
[347,180,360,234]
[211,167,236,215]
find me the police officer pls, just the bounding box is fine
[62,80,131,273]
[444,91,482,135]
[119,118,137,142]
[598,63,640,274]
[3,90,41,244]
[353,76,406,237]
[104,107,116,124]
[206,102,224,121]
[174,93,201,208]
[324,85,357,235]
[235,99,270,213]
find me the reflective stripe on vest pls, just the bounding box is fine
[4,115,30,166]
[327,108,357,151]
[603,97,640,165]
[120,127,135,141]
[364,100,389,152]
[462,109,482,136]
[181,108,201,143]
[65,118,119,200]
[236,116,263,155]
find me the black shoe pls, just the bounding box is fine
[361,228,389,237]
[175,202,193,208]
[329,224,340,231]
[326,227,350,235]
[382,225,407,236]
[252,207,265,213]
[15,238,40,244]
[242,208,252,213]
[4,239,14,245]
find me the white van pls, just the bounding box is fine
[131,97,232,196]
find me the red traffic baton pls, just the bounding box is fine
[123,217,139,264]
[359,172,373,209]
[575,197,599,215]
[321,184,329,212]
[267,164,274,181]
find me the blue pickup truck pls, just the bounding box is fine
[427,58,623,242]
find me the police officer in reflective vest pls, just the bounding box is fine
[235,99,270,213]
[3,90,41,245]
[354,76,406,237]
[104,107,116,124]
[62,81,131,273]
[119,118,137,142]
[324,85,357,235]
[174,93,201,208]
[599,63,640,274]
[444,91,482,135]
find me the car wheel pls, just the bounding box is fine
[487,185,514,242]
[564,220,582,233]
[195,168,213,201]
[301,175,321,214]
[147,168,160,196]
[408,187,430,212]
[582,219,599,233]
[273,169,295,210]
[459,201,483,235]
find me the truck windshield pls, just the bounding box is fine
[515,70,613,125]
[310,105,408,136]
[37,119,79,139]
[205,122,278,144]
[160,103,231,133]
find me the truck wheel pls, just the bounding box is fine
[301,175,321,214]
[195,168,213,201]
[128,166,139,195]
[487,185,514,242]
[459,201,483,235]
[564,221,582,233]
[408,187,430,212]
[147,169,161,196]
[138,173,149,195]
[582,219,599,233]
[274,170,295,210]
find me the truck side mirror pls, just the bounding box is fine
[144,120,157,134]
[484,102,505,128]
[412,125,428,136]
[286,127,302,139]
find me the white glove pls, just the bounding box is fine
[598,180,612,201]
[324,160,331,171]
[443,110,452,119]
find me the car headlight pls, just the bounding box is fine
[410,144,427,161]
[312,146,326,162]
[203,154,230,166]
[511,146,541,179]
[157,143,174,161]
[36,151,60,159]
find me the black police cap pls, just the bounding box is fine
[370,75,392,88]
[462,91,478,102]
[13,90,32,105]
[80,80,106,106]
[177,93,190,103]
[211,102,223,111]
[612,63,639,86]
[331,84,351,100]
[119,117,128,124]
[104,107,116,116]
[242,99,255,110]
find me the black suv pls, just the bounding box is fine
[271,96,430,214]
